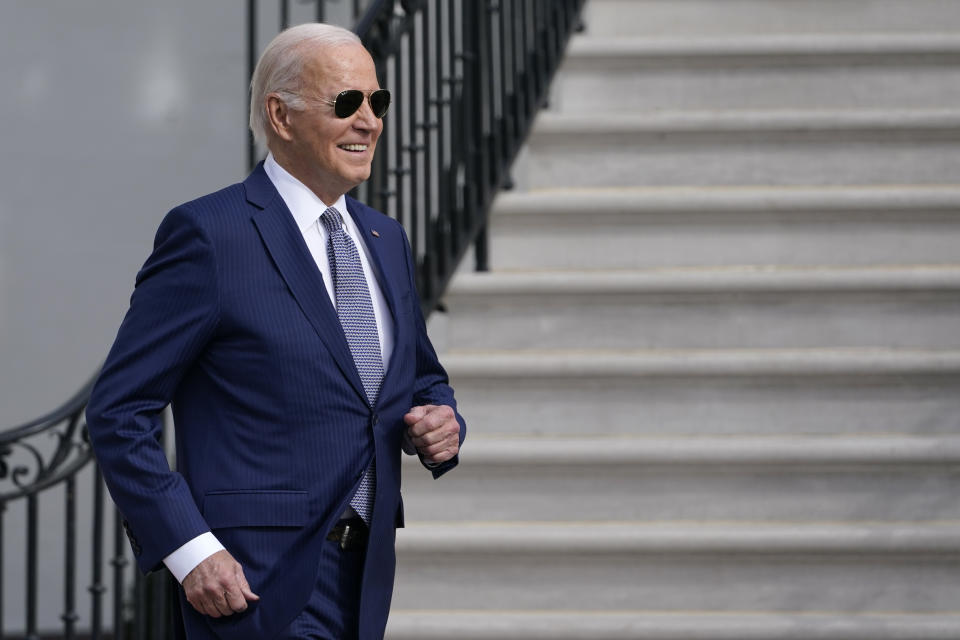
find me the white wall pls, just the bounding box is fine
[0,1,247,428]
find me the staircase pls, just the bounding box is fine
[388,1,960,638]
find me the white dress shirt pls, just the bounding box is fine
[163,153,394,583]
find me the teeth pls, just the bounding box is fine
[339,144,367,151]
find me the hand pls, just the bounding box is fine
[182,549,259,618]
[404,404,461,464]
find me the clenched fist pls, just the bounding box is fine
[404,404,461,464]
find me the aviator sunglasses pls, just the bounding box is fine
[325,89,391,119]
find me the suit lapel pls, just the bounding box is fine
[244,165,369,404]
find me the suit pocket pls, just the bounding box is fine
[202,490,309,529]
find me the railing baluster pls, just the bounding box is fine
[90,467,106,639]
[247,0,259,172]
[544,0,557,76]
[499,0,513,169]
[170,570,185,638]
[479,0,493,203]
[393,24,407,228]
[407,25,419,258]
[511,0,521,126]
[461,0,477,230]
[420,2,446,291]
[431,0,450,274]
[371,50,390,212]
[113,509,128,640]
[25,494,38,640]
[63,476,78,639]
[420,6,436,296]
[151,573,167,639]
[532,0,545,100]
[522,0,534,120]
[516,0,527,129]
[442,0,458,259]
[472,0,491,271]
[0,502,5,634]
[134,569,146,640]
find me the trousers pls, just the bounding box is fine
[275,534,366,639]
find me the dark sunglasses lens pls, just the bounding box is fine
[334,90,364,118]
[370,90,391,118]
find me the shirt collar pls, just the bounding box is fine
[263,152,350,234]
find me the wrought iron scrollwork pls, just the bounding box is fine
[0,376,97,503]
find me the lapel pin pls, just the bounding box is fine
[371,229,380,238]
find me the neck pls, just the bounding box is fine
[268,147,342,207]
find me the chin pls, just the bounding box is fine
[347,169,372,185]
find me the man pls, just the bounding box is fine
[87,23,466,640]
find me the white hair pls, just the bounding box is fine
[248,23,362,146]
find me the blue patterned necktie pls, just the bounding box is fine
[321,207,382,524]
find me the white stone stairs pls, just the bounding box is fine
[389,1,960,638]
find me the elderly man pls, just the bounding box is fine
[87,23,466,640]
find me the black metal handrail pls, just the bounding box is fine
[1,0,583,636]
[353,0,584,312]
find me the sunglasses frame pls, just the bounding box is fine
[324,89,391,119]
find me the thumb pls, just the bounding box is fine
[235,565,259,601]
[404,405,430,425]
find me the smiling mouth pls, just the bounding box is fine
[338,144,368,152]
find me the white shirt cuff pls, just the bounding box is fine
[163,532,225,584]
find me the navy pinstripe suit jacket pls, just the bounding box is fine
[87,163,465,639]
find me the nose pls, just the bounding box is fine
[352,97,380,131]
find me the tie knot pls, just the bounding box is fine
[321,207,344,234]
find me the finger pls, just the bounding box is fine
[186,585,223,618]
[410,425,447,447]
[211,591,234,617]
[186,596,208,617]
[421,419,461,443]
[421,439,459,462]
[403,405,431,426]
[235,565,260,602]
[412,423,457,449]
[407,407,454,438]
[198,574,236,616]
[224,588,248,613]
[199,598,221,618]
[423,448,456,464]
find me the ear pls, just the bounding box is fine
[266,94,295,142]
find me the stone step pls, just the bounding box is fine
[518,109,960,188]
[444,348,960,437]
[554,34,960,111]
[581,0,960,37]
[439,266,960,350]
[391,522,960,612]
[386,611,960,640]
[401,435,960,522]
[485,186,960,269]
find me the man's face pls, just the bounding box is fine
[283,42,383,204]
